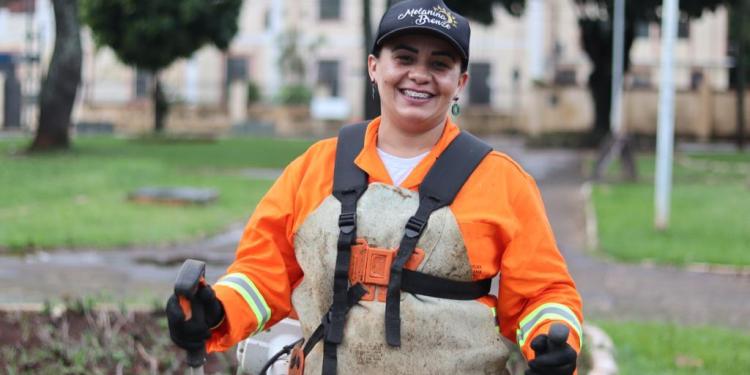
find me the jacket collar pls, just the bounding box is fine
[353,116,461,190]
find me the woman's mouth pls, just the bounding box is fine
[399,89,434,102]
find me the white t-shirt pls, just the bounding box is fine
[376,147,430,186]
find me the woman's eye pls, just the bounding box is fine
[432,61,450,69]
[395,55,413,63]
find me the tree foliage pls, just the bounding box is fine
[445,0,524,24]
[80,0,242,132]
[80,0,242,72]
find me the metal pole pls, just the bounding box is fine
[22,0,33,129]
[610,0,626,136]
[736,0,747,150]
[654,0,680,230]
[267,0,284,97]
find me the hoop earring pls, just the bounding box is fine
[451,97,461,116]
[371,80,378,100]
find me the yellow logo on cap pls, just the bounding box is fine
[433,6,458,28]
[398,6,457,30]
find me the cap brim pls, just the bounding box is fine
[374,26,468,61]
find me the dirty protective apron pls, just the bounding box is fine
[291,123,511,374]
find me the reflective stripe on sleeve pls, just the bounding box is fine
[216,273,272,333]
[516,303,582,348]
[491,307,500,334]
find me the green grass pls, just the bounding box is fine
[0,136,313,252]
[597,321,750,375]
[592,152,750,266]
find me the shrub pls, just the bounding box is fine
[277,84,312,105]
[247,81,262,106]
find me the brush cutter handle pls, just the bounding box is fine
[174,259,208,369]
[547,323,570,350]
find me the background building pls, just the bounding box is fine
[0,0,734,137]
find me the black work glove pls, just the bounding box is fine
[166,284,225,352]
[525,323,578,375]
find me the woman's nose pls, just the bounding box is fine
[408,64,430,83]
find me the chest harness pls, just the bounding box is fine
[284,123,495,375]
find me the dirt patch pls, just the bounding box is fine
[0,306,236,374]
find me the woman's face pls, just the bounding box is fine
[369,33,469,133]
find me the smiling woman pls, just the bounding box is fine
[368,0,470,157]
[164,2,584,375]
[369,34,468,153]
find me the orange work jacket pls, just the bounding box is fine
[208,117,583,361]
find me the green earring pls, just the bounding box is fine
[451,99,460,116]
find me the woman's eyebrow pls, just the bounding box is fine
[391,44,456,61]
[392,44,418,53]
[432,51,457,61]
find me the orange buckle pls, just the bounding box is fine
[348,238,425,302]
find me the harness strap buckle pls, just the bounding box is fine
[348,238,424,302]
[338,212,357,234]
[404,216,427,238]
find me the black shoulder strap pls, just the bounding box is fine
[420,131,494,207]
[333,122,369,201]
[384,130,493,347]
[324,122,369,375]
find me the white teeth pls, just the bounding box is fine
[402,89,431,99]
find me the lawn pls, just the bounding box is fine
[592,151,750,266]
[597,321,750,375]
[0,136,313,253]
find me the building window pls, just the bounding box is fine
[690,69,704,90]
[468,63,491,105]
[631,69,652,89]
[226,56,248,85]
[554,67,577,86]
[657,17,689,40]
[134,69,151,99]
[678,17,690,39]
[225,56,249,100]
[320,0,341,20]
[317,60,340,97]
[635,21,650,38]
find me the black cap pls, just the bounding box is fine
[372,0,470,64]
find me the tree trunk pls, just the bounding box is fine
[29,0,82,152]
[579,17,636,147]
[153,74,168,133]
[363,0,380,120]
[582,15,638,181]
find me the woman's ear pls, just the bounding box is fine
[456,71,470,96]
[368,54,378,82]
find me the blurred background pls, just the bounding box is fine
[0,0,748,374]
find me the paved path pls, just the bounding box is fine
[0,226,240,305]
[2,136,749,332]
[486,136,750,330]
